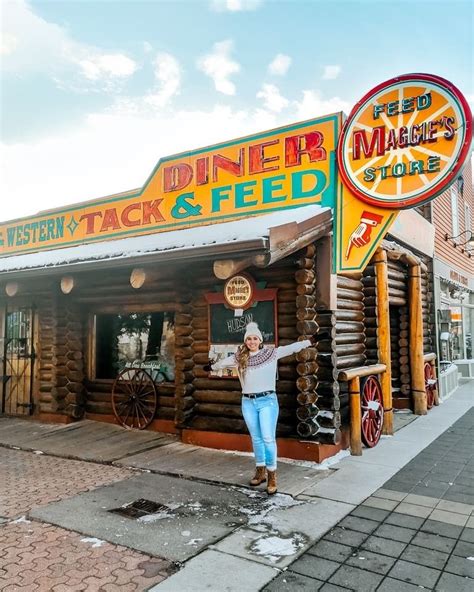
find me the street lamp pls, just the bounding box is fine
[444,230,474,252]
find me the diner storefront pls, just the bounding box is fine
[0,74,471,460]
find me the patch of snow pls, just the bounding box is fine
[467,557,474,561]
[81,537,105,548]
[0,205,329,273]
[185,538,203,546]
[11,515,31,524]
[33,450,44,455]
[137,511,173,523]
[181,530,191,537]
[250,532,307,563]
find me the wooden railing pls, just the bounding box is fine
[339,364,386,456]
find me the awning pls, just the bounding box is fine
[0,205,332,279]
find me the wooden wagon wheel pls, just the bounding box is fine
[112,368,157,430]
[361,375,383,448]
[424,362,436,410]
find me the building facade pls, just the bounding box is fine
[432,157,474,392]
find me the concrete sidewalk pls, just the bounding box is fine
[1,381,472,591]
[148,381,473,591]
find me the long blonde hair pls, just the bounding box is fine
[236,341,264,376]
[236,344,251,375]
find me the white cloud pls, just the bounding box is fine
[0,103,280,221]
[210,0,263,12]
[256,84,289,113]
[293,90,350,119]
[268,54,291,76]
[77,54,137,81]
[1,32,18,56]
[144,53,181,108]
[322,65,341,80]
[2,0,137,91]
[197,40,240,95]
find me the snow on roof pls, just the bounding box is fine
[0,204,330,275]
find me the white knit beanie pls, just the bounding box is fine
[243,322,263,342]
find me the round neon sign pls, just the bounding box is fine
[337,73,472,209]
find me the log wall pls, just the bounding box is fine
[77,268,180,420]
[363,246,435,411]
[37,296,56,414]
[421,258,435,355]
[295,245,320,437]
[36,294,86,417]
[333,274,366,434]
[189,256,302,435]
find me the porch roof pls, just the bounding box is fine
[0,204,332,278]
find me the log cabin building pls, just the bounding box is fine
[0,199,439,461]
[6,67,472,460]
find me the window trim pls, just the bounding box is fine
[88,305,178,382]
[451,187,459,236]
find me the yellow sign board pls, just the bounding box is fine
[337,73,472,209]
[0,114,340,257]
[335,73,472,272]
[335,184,398,272]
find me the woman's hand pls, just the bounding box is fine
[203,359,216,372]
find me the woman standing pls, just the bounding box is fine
[206,322,317,495]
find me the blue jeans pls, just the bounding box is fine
[241,392,279,471]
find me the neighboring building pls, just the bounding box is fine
[432,156,474,392]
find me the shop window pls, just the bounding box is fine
[465,203,472,233]
[94,312,175,381]
[450,188,459,236]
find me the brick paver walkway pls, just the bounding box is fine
[264,408,474,591]
[0,448,136,519]
[0,519,174,591]
[0,448,175,591]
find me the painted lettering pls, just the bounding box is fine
[292,170,326,199]
[235,180,257,208]
[285,132,326,166]
[262,175,286,203]
[142,200,165,224]
[100,209,121,232]
[352,126,386,160]
[121,203,141,227]
[249,140,280,174]
[163,163,193,192]
[213,149,245,182]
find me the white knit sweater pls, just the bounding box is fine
[211,340,311,394]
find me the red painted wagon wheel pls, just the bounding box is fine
[424,362,436,410]
[112,368,157,430]
[361,375,384,448]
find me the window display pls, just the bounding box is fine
[94,312,175,380]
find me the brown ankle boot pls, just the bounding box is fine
[249,466,266,486]
[266,470,277,495]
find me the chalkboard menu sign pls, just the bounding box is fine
[205,280,278,378]
[209,300,276,344]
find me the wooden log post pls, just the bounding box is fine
[409,264,427,415]
[60,276,77,295]
[373,248,393,435]
[348,376,362,456]
[5,282,19,297]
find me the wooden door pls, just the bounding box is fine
[1,305,36,416]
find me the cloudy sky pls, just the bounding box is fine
[1,0,472,222]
